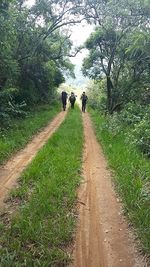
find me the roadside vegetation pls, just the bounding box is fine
[0,107,83,266]
[89,107,150,254]
[1,0,150,261]
[81,0,150,254]
[0,104,60,165]
[0,0,77,135]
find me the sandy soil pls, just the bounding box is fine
[70,113,146,267]
[0,111,67,207]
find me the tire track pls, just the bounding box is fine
[70,112,144,267]
[0,111,67,207]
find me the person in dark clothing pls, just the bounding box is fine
[81,92,88,112]
[69,92,76,109]
[61,91,68,111]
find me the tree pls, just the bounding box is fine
[82,27,127,112]
[0,1,19,89]
[0,0,82,101]
[0,0,85,126]
[81,0,149,113]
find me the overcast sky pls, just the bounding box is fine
[69,23,93,65]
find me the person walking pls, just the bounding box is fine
[61,90,68,111]
[81,92,88,112]
[69,92,76,109]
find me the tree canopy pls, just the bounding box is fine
[82,0,150,113]
[0,0,150,124]
[0,0,85,126]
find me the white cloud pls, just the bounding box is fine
[70,23,93,46]
[25,0,35,7]
[69,23,94,65]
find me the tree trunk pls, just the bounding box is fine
[106,76,113,113]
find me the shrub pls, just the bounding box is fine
[119,102,145,125]
[132,114,150,157]
[0,88,27,130]
[101,103,150,157]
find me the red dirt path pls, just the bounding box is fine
[0,111,66,207]
[70,113,145,267]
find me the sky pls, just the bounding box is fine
[69,23,93,65]
[67,23,93,88]
[25,0,35,7]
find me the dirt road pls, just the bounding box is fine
[0,111,67,207]
[70,113,144,267]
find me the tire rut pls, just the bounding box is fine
[70,112,145,267]
[0,111,67,207]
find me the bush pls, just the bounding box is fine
[0,88,27,130]
[131,114,150,157]
[104,113,123,136]
[119,102,145,125]
[87,80,107,111]
[101,103,150,157]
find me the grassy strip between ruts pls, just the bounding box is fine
[0,107,83,266]
[0,104,60,165]
[89,108,150,255]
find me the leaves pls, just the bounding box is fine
[82,0,149,113]
[0,0,83,126]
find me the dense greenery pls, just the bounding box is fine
[1,0,149,122]
[0,0,83,127]
[82,0,150,257]
[82,0,150,113]
[0,107,83,266]
[82,0,150,157]
[0,104,60,165]
[87,81,150,157]
[0,0,150,260]
[90,108,150,253]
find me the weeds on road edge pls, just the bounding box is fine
[89,108,150,255]
[0,104,60,165]
[0,107,83,266]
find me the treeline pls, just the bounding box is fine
[82,0,150,252]
[0,0,77,128]
[1,0,150,141]
[81,0,150,157]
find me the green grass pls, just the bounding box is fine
[0,104,60,165]
[0,107,83,266]
[89,108,150,254]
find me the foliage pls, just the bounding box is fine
[0,0,84,127]
[0,88,27,128]
[82,0,150,113]
[98,103,150,157]
[86,80,107,111]
[0,104,60,165]
[0,2,19,89]
[85,0,150,158]
[128,112,150,157]
[0,107,83,266]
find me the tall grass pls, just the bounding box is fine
[0,107,83,266]
[0,104,60,165]
[90,108,150,254]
